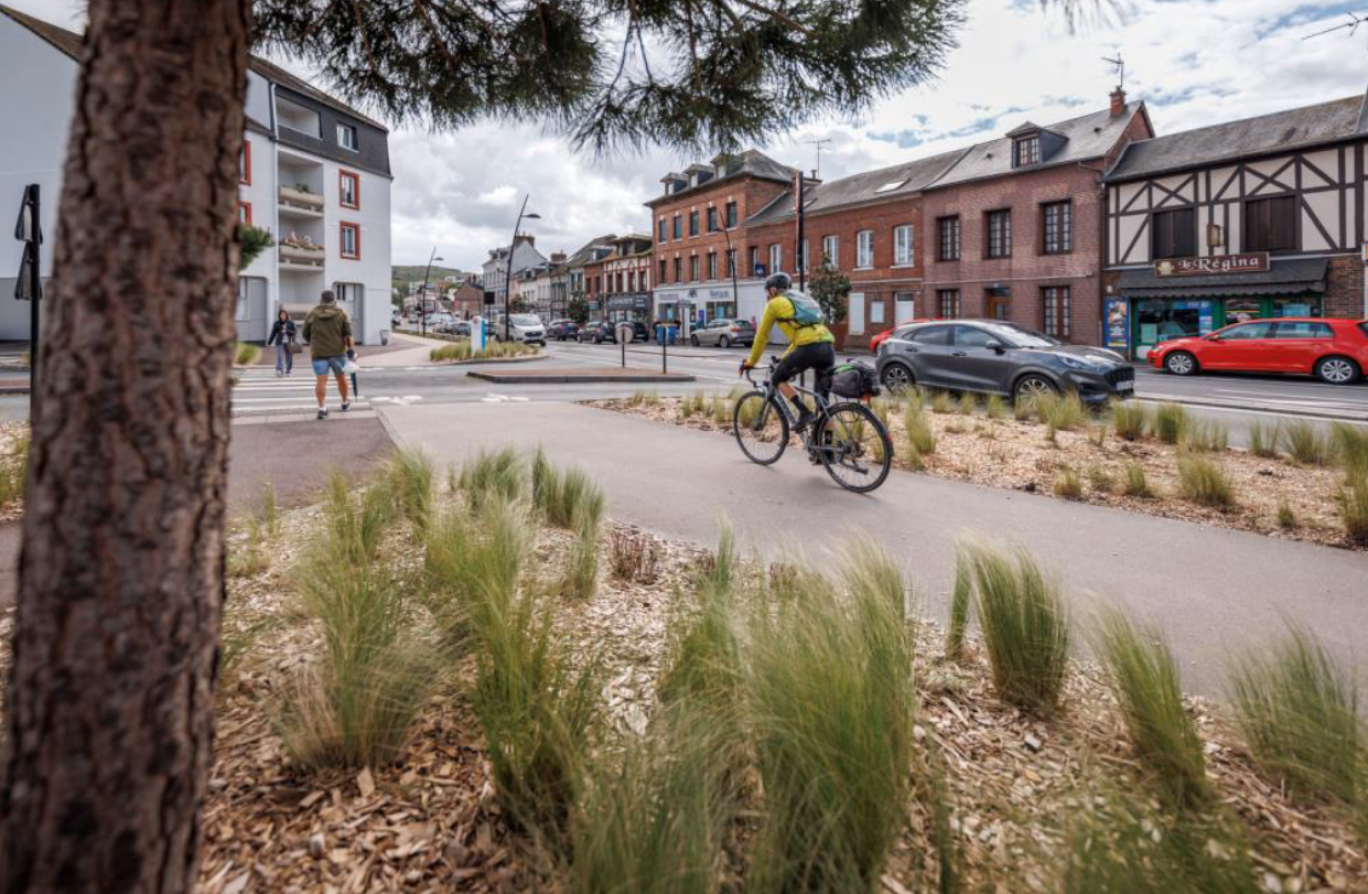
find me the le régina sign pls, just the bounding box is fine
[1154,253,1270,277]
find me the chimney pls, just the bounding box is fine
[551,251,567,263]
[1110,87,1127,117]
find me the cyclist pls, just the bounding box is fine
[739,272,836,433]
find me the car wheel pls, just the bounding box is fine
[1164,351,1198,377]
[1314,355,1361,385]
[690,334,699,346]
[880,362,915,392]
[1013,374,1057,403]
[720,335,731,348]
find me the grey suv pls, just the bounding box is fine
[875,320,1134,404]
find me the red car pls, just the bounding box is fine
[1148,317,1368,385]
[870,319,932,353]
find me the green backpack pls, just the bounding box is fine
[782,290,824,327]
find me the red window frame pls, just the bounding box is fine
[340,222,361,260]
[239,141,252,185]
[238,201,252,225]
[339,169,360,210]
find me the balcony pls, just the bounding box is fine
[279,238,325,271]
[279,184,324,218]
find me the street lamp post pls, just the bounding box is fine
[721,219,740,319]
[504,195,540,342]
[420,246,444,337]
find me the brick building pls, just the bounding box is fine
[647,151,796,328]
[921,90,1154,347]
[743,150,962,348]
[587,235,654,324]
[1102,92,1368,359]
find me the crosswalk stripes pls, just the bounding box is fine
[231,368,371,416]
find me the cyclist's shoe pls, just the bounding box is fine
[793,408,816,433]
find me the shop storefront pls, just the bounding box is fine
[605,293,652,325]
[1106,257,1328,359]
[655,282,766,333]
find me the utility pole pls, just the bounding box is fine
[795,171,806,290]
[808,138,831,180]
[504,195,540,342]
[419,245,443,337]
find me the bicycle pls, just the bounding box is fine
[734,360,894,494]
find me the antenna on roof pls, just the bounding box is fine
[1102,53,1125,91]
[808,138,832,180]
[1302,11,1366,41]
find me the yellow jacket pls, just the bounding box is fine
[745,294,835,367]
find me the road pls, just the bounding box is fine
[381,400,1368,700]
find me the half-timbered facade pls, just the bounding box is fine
[1103,93,1368,358]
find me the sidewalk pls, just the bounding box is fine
[379,400,1368,699]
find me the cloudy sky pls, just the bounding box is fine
[12,0,1368,270]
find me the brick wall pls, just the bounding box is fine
[923,163,1106,344]
[1325,255,1365,319]
[649,177,790,290]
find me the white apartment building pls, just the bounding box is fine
[482,235,548,304]
[0,6,394,344]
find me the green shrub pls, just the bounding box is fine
[459,447,525,510]
[659,528,742,720]
[1276,501,1298,530]
[1111,402,1147,441]
[929,390,953,414]
[1227,624,1362,805]
[1176,455,1235,508]
[945,550,972,661]
[964,543,1070,714]
[234,342,262,366]
[561,505,601,600]
[1122,462,1153,498]
[956,391,977,416]
[1087,463,1114,495]
[430,340,536,363]
[1246,420,1281,459]
[259,481,278,538]
[1332,422,1368,476]
[1282,420,1332,466]
[388,449,434,531]
[423,497,530,650]
[325,471,398,566]
[430,342,473,363]
[1181,419,1229,453]
[985,393,1008,420]
[1093,607,1209,807]
[1014,394,1039,422]
[1053,466,1083,500]
[746,547,915,893]
[0,428,30,508]
[1037,391,1087,432]
[1151,403,1187,445]
[1338,467,1368,546]
[532,448,605,531]
[903,403,936,456]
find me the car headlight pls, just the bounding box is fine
[1058,355,1097,371]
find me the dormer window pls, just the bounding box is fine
[1014,135,1040,167]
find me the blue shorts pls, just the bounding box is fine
[311,355,346,376]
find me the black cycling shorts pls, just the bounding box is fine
[772,342,836,392]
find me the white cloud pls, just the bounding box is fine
[8,0,1366,268]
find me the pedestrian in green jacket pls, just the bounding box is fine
[303,290,354,420]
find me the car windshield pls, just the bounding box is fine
[511,315,541,326]
[974,322,1060,348]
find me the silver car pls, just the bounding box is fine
[689,318,755,348]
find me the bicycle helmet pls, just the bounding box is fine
[765,271,792,292]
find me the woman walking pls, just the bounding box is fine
[267,309,298,376]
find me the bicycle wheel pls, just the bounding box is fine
[733,391,790,465]
[816,402,894,493]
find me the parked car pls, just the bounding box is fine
[450,321,472,337]
[875,320,1134,404]
[425,312,457,334]
[1148,317,1368,385]
[690,318,755,348]
[578,321,615,344]
[505,313,547,346]
[548,319,580,341]
[870,320,930,353]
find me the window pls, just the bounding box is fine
[689,255,699,281]
[870,300,885,325]
[706,207,718,232]
[822,235,839,267]
[659,258,668,284]
[1014,135,1040,167]
[893,225,914,265]
[673,215,682,240]
[1273,321,1334,339]
[339,170,360,209]
[1218,321,1274,340]
[911,324,952,345]
[337,123,359,151]
[725,201,738,228]
[769,243,782,273]
[238,202,252,225]
[1151,208,1196,260]
[658,219,668,242]
[276,97,321,137]
[986,210,1012,259]
[707,252,718,280]
[855,230,874,268]
[1042,201,1072,254]
[749,246,761,274]
[726,249,736,277]
[340,222,361,259]
[1042,286,1071,339]
[334,282,364,307]
[937,216,961,261]
[936,289,960,319]
[1244,196,1297,252]
[239,141,251,185]
[952,325,998,348]
[688,210,699,237]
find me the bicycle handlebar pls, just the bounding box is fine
[741,357,781,385]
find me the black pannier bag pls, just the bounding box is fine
[828,361,880,399]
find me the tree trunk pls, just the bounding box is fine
[0,1,250,891]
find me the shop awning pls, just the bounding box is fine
[1115,258,1328,299]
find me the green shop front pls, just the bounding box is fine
[1105,257,1328,360]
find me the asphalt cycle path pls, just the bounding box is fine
[380,399,1368,701]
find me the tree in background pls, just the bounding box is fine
[0,1,1055,891]
[567,293,591,326]
[808,262,853,327]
